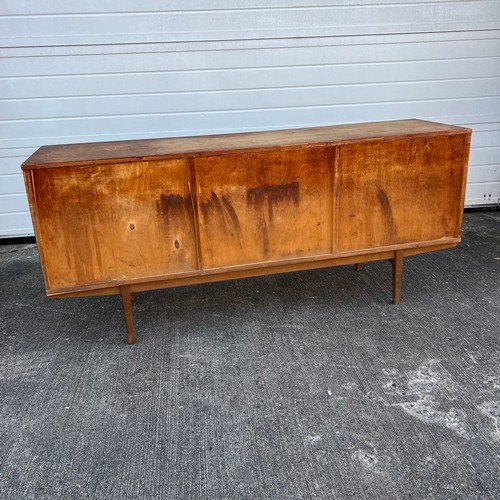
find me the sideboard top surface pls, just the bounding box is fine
[22,119,471,170]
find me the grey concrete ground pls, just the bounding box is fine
[1,211,499,500]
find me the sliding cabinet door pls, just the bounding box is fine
[194,148,335,269]
[337,134,468,252]
[31,159,198,292]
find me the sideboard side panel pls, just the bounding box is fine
[194,147,335,269]
[32,159,198,291]
[337,134,468,252]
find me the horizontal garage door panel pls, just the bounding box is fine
[0,0,487,15]
[2,98,499,147]
[0,213,33,237]
[3,79,500,122]
[466,183,500,206]
[3,57,500,100]
[4,38,500,77]
[2,1,499,46]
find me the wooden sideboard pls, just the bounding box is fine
[22,119,471,344]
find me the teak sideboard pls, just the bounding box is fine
[22,119,471,344]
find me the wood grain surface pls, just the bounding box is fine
[337,135,469,252]
[22,120,471,301]
[194,148,334,268]
[22,119,470,170]
[32,160,198,290]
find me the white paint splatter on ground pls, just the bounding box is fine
[395,397,468,438]
[483,375,500,390]
[341,381,357,390]
[477,401,500,442]
[352,449,378,466]
[305,435,322,444]
[351,443,384,475]
[383,359,470,438]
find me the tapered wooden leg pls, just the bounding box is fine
[120,285,136,344]
[391,250,403,304]
[354,262,364,272]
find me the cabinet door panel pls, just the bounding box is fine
[195,148,334,269]
[338,135,467,252]
[32,160,197,290]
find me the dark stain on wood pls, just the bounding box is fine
[156,195,190,252]
[156,194,191,229]
[261,218,270,255]
[200,191,219,220]
[201,191,240,230]
[159,193,187,214]
[220,195,241,229]
[377,189,397,239]
[247,182,300,220]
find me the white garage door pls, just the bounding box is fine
[1,1,499,237]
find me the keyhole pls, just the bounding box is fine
[174,240,180,249]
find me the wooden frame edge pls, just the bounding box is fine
[48,242,457,299]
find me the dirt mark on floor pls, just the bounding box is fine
[382,359,469,438]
